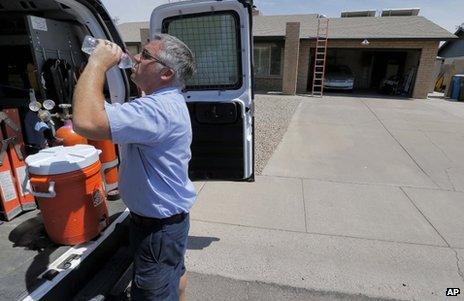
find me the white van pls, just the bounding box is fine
[0,0,253,299]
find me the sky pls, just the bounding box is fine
[101,0,463,33]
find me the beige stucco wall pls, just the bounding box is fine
[414,41,440,98]
[140,28,150,46]
[282,23,300,94]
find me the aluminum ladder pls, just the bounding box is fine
[312,18,329,97]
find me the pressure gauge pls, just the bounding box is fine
[29,101,42,112]
[43,99,56,110]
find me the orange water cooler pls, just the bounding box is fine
[25,145,109,245]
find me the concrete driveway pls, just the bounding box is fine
[186,95,464,301]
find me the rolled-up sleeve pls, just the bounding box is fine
[105,98,170,145]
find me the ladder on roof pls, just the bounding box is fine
[312,18,329,97]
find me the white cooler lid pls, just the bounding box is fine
[26,145,102,175]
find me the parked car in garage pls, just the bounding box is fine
[324,65,355,91]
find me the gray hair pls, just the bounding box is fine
[151,33,196,86]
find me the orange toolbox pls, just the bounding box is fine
[1,109,37,212]
[26,145,109,245]
[0,129,22,221]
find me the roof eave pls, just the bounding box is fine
[254,35,457,41]
[253,36,285,41]
[324,37,458,41]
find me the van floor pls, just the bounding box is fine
[0,198,127,300]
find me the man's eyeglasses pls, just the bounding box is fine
[140,48,171,69]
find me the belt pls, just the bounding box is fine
[130,211,187,228]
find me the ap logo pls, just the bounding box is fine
[446,288,460,296]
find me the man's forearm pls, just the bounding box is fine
[73,63,105,127]
[72,63,111,139]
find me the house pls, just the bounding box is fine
[438,25,464,59]
[117,8,456,99]
[436,25,464,95]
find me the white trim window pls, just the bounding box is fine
[254,43,282,77]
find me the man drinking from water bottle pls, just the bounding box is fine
[73,34,197,301]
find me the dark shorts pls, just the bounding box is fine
[129,212,190,301]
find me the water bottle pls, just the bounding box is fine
[81,35,133,69]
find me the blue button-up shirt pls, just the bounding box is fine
[105,87,196,218]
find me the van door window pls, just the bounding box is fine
[162,12,242,90]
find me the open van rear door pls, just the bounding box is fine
[150,0,254,181]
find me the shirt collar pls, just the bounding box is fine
[150,86,181,96]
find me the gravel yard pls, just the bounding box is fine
[254,94,302,174]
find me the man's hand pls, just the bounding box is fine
[88,39,123,71]
[72,39,120,140]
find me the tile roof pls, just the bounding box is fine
[118,14,456,43]
[253,14,456,40]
